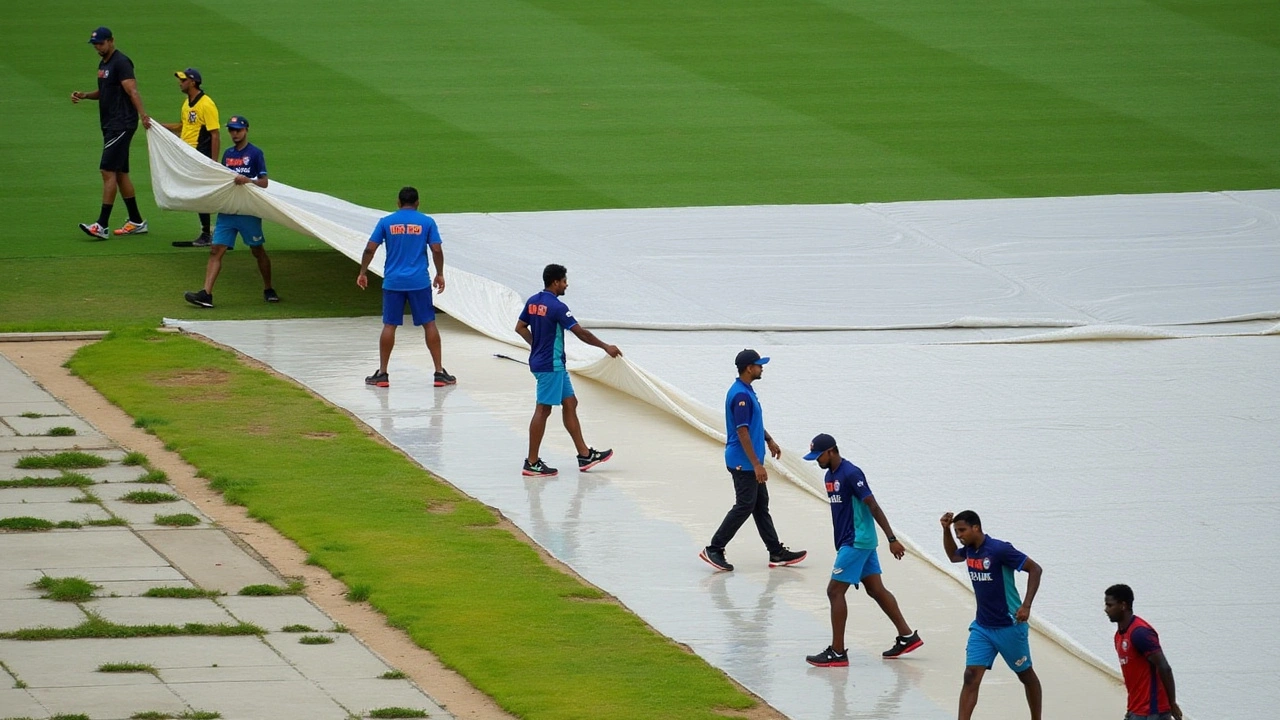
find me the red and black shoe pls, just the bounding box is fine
[806,646,849,667]
[882,630,923,658]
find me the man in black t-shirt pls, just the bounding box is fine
[70,26,152,239]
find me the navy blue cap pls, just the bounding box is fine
[734,348,770,373]
[175,68,202,85]
[226,116,249,129]
[88,26,112,44]
[803,433,837,461]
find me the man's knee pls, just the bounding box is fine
[962,667,982,686]
[1015,667,1038,685]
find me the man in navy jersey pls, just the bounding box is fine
[699,350,805,572]
[71,26,151,240]
[357,186,454,388]
[1105,584,1182,720]
[184,116,279,308]
[803,433,921,667]
[515,264,620,477]
[942,510,1043,720]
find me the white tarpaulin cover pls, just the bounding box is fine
[151,126,1279,717]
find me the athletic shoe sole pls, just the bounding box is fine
[578,452,613,472]
[698,549,733,572]
[433,379,457,387]
[366,380,389,388]
[183,293,214,308]
[522,468,558,477]
[768,551,808,568]
[79,224,108,240]
[884,637,924,658]
[806,656,850,668]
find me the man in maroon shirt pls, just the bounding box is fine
[1105,584,1183,720]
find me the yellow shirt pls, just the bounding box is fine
[179,92,219,157]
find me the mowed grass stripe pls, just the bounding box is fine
[69,330,756,720]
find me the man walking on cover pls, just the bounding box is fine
[515,263,620,478]
[803,433,921,667]
[699,350,805,572]
[161,68,219,246]
[71,26,151,239]
[357,186,454,388]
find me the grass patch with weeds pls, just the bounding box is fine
[19,411,48,418]
[15,451,108,469]
[331,623,348,633]
[55,520,82,529]
[345,583,371,602]
[1,659,27,688]
[281,624,315,633]
[122,451,149,466]
[179,712,222,720]
[143,586,222,599]
[86,517,130,527]
[238,580,304,596]
[0,612,264,641]
[368,709,428,719]
[137,469,170,483]
[298,634,335,645]
[154,513,201,527]
[33,575,100,602]
[69,330,761,719]
[47,426,77,436]
[51,714,92,720]
[0,473,94,489]
[70,490,101,504]
[120,490,180,504]
[379,669,408,680]
[98,661,159,676]
[0,517,56,532]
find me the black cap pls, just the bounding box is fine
[803,433,837,461]
[88,26,112,44]
[226,115,249,129]
[734,348,770,373]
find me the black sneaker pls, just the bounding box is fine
[183,290,214,308]
[192,232,213,247]
[433,369,457,387]
[882,630,923,658]
[699,546,733,572]
[806,645,849,667]
[577,447,613,471]
[768,546,807,567]
[522,458,558,477]
[365,370,389,388]
[263,288,280,303]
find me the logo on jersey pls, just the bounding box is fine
[99,69,109,79]
[187,110,198,123]
[388,224,423,235]
[1121,640,1129,651]
[1014,656,1027,667]
[528,303,548,317]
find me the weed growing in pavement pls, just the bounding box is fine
[33,575,100,602]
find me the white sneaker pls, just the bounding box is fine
[113,219,148,236]
[78,222,109,239]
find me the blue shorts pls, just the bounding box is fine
[966,621,1032,673]
[831,546,881,587]
[213,214,265,248]
[534,371,575,406]
[382,287,436,326]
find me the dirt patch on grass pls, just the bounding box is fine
[303,431,338,440]
[424,500,456,515]
[153,368,232,387]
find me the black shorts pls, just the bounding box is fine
[100,127,136,173]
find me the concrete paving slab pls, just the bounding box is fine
[79,463,154,483]
[97,579,196,597]
[319,678,448,718]
[0,422,13,437]
[3,416,99,438]
[101,495,204,527]
[162,663,306,684]
[0,466,60,481]
[0,569,45,599]
[218,595,335,633]
[171,679,351,720]
[0,501,111,523]
[53,565,187,583]
[0,637,288,677]
[0,435,115,452]
[85,597,239,627]
[0,487,85,504]
[0,598,87,633]
[137,528,281,593]
[0,528,169,570]
[29,683,187,718]
[0,401,67,417]
[263,633,392,680]
[0,687,49,719]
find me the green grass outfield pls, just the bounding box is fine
[3,2,1278,716]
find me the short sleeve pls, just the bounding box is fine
[997,540,1029,572]
[729,392,753,428]
[1130,626,1162,657]
[201,99,219,130]
[253,149,267,177]
[425,219,442,245]
[556,302,578,331]
[847,465,873,503]
[117,56,136,82]
[368,219,387,245]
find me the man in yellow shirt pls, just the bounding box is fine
[160,68,219,246]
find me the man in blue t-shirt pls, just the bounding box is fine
[801,433,922,667]
[942,510,1044,720]
[515,264,621,477]
[699,350,806,573]
[356,186,455,389]
[183,116,280,309]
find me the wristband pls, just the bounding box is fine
[886,535,897,543]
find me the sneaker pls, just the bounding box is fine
[882,630,923,659]
[577,447,613,471]
[192,231,213,247]
[768,546,807,567]
[806,645,850,667]
[183,289,214,308]
[522,458,558,477]
[433,369,457,387]
[365,370,389,388]
[699,546,734,572]
[79,222,109,239]
[113,219,148,236]
[263,288,280,303]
